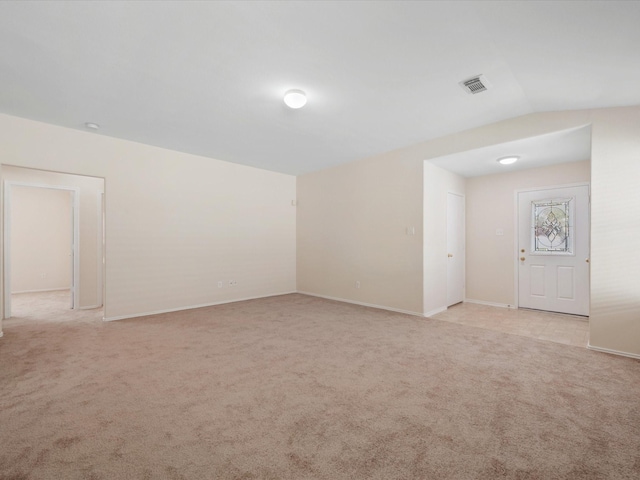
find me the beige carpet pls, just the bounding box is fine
[1,293,639,479]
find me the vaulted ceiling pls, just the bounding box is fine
[0,1,638,175]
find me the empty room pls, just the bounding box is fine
[1,1,639,479]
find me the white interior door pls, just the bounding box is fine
[518,185,590,316]
[3,182,12,320]
[69,190,75,309]
[447,192,465,306]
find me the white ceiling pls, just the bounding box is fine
[0,1,638,176]
[429,125,592,178]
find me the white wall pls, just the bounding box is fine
[4,166,105,309]
[10,186,72,293]
[0,113,296,330]
[465,161,590,307]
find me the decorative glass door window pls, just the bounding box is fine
[531,197,574,254]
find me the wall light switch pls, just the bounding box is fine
[496,229,504,236]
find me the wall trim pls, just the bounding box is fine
[79,304,102,310]
[424,306,447,317]
[12,287,70,294]
[587,343,640,360]
[297,291,423,317]
[464,298,517,309]
[103,291,297,322]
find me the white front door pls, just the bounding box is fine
[447,192,465,306]
[518,185,590,316]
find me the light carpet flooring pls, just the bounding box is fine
[1,291,639,479]
[9,291,589,350]
[433,302,590,348]
[9,289,103,324]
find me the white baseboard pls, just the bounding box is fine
[587,344,640,360]
[464,298,516,309]
[297,291,423,317]
[424,306,447,317]
[78,304,102,310]
[102,291,297,322]
[11,287,70,294]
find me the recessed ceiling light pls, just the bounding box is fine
[497,156,519,165]
[84,122,100,130]
[283,89,307,109]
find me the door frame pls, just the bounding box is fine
[513,182,590,310]
[3,181,80,319]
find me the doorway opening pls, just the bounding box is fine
[427,125,591,319]
[2,165,105,322]
[4,182,78,318]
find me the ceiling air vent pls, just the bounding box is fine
[460,75,490,94]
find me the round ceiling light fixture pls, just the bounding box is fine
[283,89,307,109]
[497,156,519,165]
[84,122,100,130]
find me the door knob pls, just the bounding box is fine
[521,249,525,253]
[586,258,590,263]
[448,253,453,258]
[520,257,525,261]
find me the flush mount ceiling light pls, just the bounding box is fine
[84,122,100,130]
[497,156,519,165]
[283,89,307,109]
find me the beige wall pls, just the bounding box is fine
[297,106,640,358]
[297,150,424,314]
[10,186,72,293]
[465,161,591,307]
[0,114,296,329]
[423,162,465,315]
[4,166,104,308]
[589,107,640,356]
[1,106,638,358]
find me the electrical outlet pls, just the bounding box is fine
[356,281,360,289]
[217,281,223,288]
[40,273,47,279]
